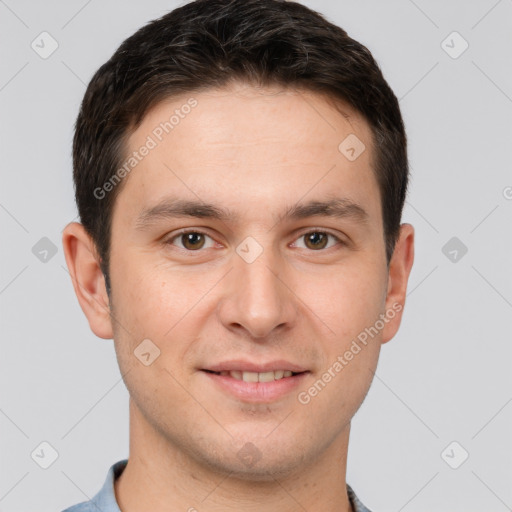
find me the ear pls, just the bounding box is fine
[62,222,113,339]
[381,223,415,344]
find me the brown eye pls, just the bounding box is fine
[167,230,215,251]
[303,232,329,250]
[181,232,205,250]
[292,230,342,251]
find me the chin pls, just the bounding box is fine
[186,433,310,482]
[202,450,306,482]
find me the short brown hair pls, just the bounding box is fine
[72,0,409,294]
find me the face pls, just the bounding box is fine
[72,82,413,480]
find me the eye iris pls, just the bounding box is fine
[182,232,205,250]
[178,232,330,250]
[305,232,328,250]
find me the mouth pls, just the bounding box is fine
[200,363,310,402]
[202,369,306,382]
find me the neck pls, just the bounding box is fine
[115,399,353,512]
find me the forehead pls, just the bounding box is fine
[114,82,380,226]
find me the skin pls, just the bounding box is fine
[62,82,414,512]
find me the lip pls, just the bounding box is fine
[200,361,310,403]
[203,360,308,373]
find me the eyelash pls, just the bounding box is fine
[164,228,345,253]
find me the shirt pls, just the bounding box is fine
[62,459,372,512]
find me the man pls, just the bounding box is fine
[61,0,414,510]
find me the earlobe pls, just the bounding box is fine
[381,223,415,344]
[62,222,114,340]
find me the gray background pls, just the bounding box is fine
[1,0,511,511]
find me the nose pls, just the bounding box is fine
[216,245,298,340]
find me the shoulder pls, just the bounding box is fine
[60,459,128,512]
[61,502,98,512]
[347,483,373,512]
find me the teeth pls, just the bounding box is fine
[242,371,259,383]
[258,371,275,383]
[218,370,298,381]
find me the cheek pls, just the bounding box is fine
[110,258,212,379]
[297,272,383,419]
[110,267,197,413]
[296,262,386,409]
[112,255,192,335]
[301,262,388,341]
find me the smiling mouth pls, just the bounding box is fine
[202,369,306,382]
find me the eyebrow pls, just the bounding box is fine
[134,196,369,230]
